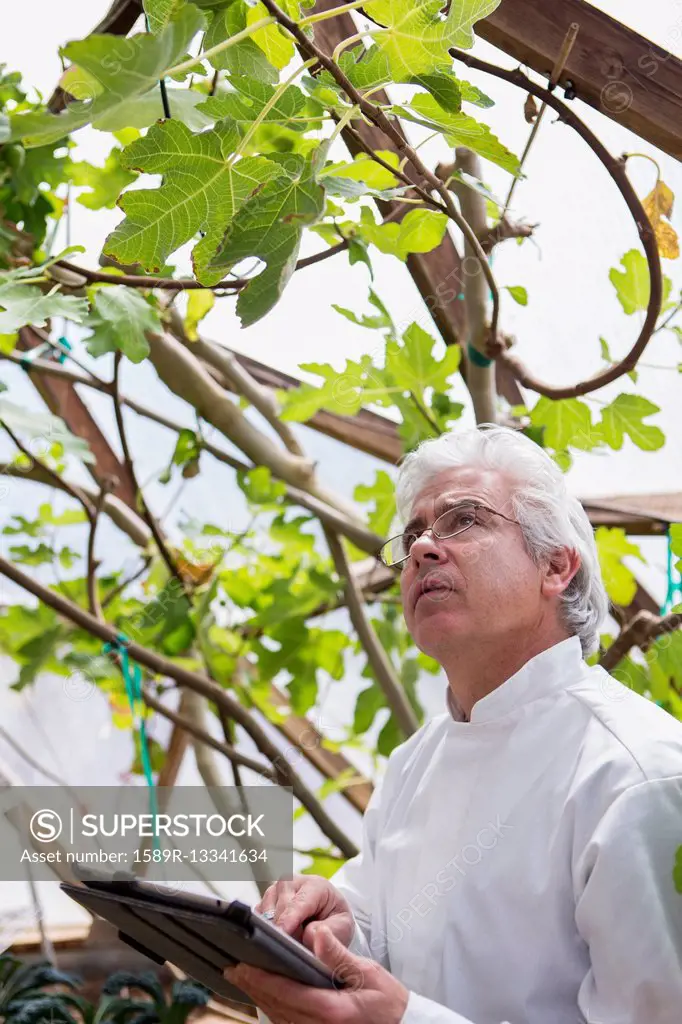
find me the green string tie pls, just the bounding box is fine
[660,528,682,615]
[103,632,160,851]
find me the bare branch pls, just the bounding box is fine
[600,609,682,672]
[324,526,419,737]
[87,485,110,620]
[451,50,663,399]
[1,421,95,518]
[0,553,358,858]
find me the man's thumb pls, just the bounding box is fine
[312,926,367,992]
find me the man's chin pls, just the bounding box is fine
[412,604,466,649]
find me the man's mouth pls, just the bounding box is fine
[414,577,455,608]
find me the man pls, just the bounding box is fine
[227,425,682,1023]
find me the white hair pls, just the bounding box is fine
[395,424,609,655]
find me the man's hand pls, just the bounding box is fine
[225,924,409,1024]
[256,875,356,948]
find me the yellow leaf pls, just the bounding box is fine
[175,552,219,588]
[184,289,215,341]
[643,179,679,260]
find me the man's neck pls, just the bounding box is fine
[441,628,573,720]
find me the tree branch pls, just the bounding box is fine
[1,422,95,518]
[450,50,663,399]
[0,554,358,858]
[324,526,419,737]
[599,609,682,672]
[86,486,109,620]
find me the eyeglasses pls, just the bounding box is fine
[378,501,518,568]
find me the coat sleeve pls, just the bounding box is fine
[400,775,682,1024]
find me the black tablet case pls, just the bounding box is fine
[60,879,340,1007]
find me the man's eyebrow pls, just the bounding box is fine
[403,496,481,534]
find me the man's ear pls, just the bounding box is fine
[540,548,581,599]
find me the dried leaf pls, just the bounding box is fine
[643,179,679,260]
[523,93,538,123]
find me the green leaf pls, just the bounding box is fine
[197,76,308,134]
[0,398,94,463]
[407,72,461,112]
[300,849,345,878]
[324,151,400,190]
[9,5,206,146]
[332,288,394,333]
[237,465,287,508]
[95,88,215,133]
[599,336,612,363]
[0,282,88,333]
[38,503,88,526]
[85,286,161,363]
[505,285,528,306]
[69,149,137,210]
[354,470,396,536]
[14,626,63,690]
[247,1,299,70]
[371,0,502,77]
[353,683,386,734]
[10,542,57,566]
[209,151,327,325]
[279,355,390,421]
[595,527,645,606]
[321,175,407,200]
[184,289,215,341]
[529,396,601,451]
[204,3,278,82]
[675,846,682,895]
[144,0,184,33]
[599,394,665,451]
[609,249,650,315]
[386,322,461,400]
[357,206,448,261]
[104,118,281,278]
[393,94,519,175]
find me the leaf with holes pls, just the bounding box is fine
[104,119,282,280]
[370,0,502,78]
[208,151,326,325]
[599,394,665,451]
[9,5,205,147]
[85,286,162,363]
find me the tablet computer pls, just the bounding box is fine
[60,870,344,1007]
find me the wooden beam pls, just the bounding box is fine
[17,328,138,509]
[477,0,682,161]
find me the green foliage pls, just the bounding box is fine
[354,470,396,536]
[85,286,162,363]
[356,206,448,261]
[529,396,601,452]
[0,398,94,462]
[69,148,137,210]
[599,394,665,451]
[595,527,645,606]
[609,249,651,314]
[0,280,88,333]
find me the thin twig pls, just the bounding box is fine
[323,526,419,737]
[102,557,152,609]
[142,689,277,781]
[451,49,663,399]
[86,486,109,619]
[1,421,95,518]
[112,352,186,587]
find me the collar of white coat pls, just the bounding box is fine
[445,635,584,725]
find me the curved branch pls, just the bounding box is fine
[0,553,358,859]
[450,50,663,400]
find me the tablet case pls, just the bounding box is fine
[60,876,342,1008]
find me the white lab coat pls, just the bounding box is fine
[260,636,682,1022]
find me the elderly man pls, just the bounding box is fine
[227,425,682,1023]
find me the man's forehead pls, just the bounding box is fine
[410,466,509,514]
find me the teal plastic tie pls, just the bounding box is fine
[660,528,682,615]
[55,335,72,364]
[467,343,493,368]
[104,632,160,851]
[19,341,51,371]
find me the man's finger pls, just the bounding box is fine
[312,925,370,993]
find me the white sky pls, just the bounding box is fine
[0,0,681,931]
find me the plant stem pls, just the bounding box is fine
[300,0,381,27]
[165,17,276,78]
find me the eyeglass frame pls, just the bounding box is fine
[378,500,519,568]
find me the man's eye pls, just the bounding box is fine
[403,533,417,553]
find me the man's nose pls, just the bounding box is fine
[410,530,448,565]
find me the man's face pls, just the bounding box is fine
[399,467,549,659]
